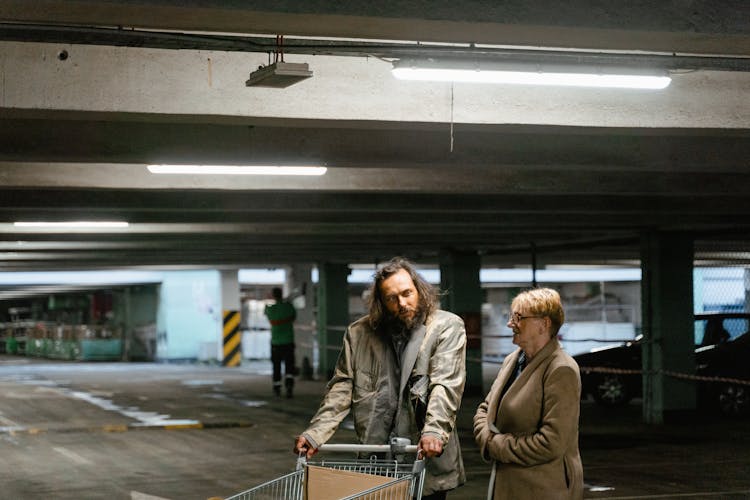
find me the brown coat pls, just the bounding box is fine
[473,339,583,500]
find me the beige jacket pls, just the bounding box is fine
[303,309,467,495]
[473,339,584,500]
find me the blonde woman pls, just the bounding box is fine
[474,288,583,499]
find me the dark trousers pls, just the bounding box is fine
[271,343,295,391]
[421,491,448,500]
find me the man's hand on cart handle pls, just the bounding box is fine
[418,434,443,458]
[294,435,318,459]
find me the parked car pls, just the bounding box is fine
[573,312,750,415]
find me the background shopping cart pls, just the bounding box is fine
[226,437,426,500]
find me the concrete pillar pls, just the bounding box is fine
[439,249,483,395]
[122,284,159,361]
[641,231,695,424]
[287,264,316,379]
[316,262,350,379]
[220,269,241,367]
[220,270,241,312]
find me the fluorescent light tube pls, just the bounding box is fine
[392,60,671,89]
[14,221,129,228]
[147,165,327,176]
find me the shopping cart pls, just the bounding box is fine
[226,437,426,500]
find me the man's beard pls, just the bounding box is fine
[383,305,424,334]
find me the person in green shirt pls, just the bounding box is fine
[264,287,297,398]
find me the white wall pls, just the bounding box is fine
[156,270,222,361]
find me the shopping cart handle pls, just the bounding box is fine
[318,437,419,454]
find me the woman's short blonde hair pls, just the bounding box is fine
[511,287,565,336]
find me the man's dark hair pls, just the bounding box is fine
[367,256,438,331]
[271,287,283,301]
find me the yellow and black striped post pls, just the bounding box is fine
[222,310,241,367]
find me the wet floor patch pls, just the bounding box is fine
[181,379,224,387]
[6,375,201,428]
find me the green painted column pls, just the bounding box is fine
[439,249,483,395]
[316,262,350,379]
[122,288,132,361]
[641,231,695,424]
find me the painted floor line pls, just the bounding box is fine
[53,446,93,465]
[131,491,173,500]
[0,412,22,428]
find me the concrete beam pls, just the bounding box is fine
[4,161,750,195]
[2,116,750,170]
[2,42,750,129]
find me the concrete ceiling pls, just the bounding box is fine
[1,1,750,271]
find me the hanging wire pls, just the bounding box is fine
[450,83,455,153]
[274,34,284,63]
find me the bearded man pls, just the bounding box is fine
[294,256,467,499]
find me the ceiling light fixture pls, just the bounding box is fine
[147,165,327,176]
[246,62,313,88]
[392,58,671,89]
[246,35,313,88]
[14,221,129,228]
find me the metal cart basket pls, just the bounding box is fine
[226,438,425,500]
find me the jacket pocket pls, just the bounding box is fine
[408,374,430,429]
[353,370,377,402]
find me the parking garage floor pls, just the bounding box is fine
[1,355,749,500]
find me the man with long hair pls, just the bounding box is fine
[294,257,467,499]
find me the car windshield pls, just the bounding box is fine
[695,316,750,346]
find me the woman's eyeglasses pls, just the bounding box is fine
[507,312,544,324]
